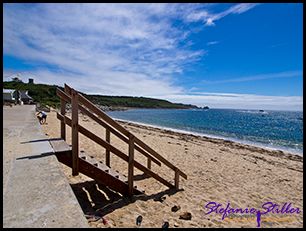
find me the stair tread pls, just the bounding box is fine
[51,138,145,195]
[78,150,144,192]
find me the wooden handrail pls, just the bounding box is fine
[57,112,173,188]
[57,88,161,167]
[62,84,187,180]
[57,84,187,194]
[64,84,130,137]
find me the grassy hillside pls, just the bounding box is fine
[3,81,198,109]
[88,94,196,109]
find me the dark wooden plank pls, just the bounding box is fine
[175,168,179,191]
[128,134,135,197]
[60,97,66,141]
[147,158,151,170]
[105,129,110,167]
[71,89,79,176]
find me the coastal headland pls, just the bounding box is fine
[41,109,303,228]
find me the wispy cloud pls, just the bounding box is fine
[201,70,303,85]
[162,92,303,111]
[186,3,260,26]
[207,41,219,45]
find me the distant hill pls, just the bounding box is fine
[3,81,199,109]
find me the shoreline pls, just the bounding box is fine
[42,109,303,228]
[115,120,303,162]
[109,117,303,156]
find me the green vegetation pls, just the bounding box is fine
[3,80,199,109]
[87,95,198,109]
[3,80,63,108]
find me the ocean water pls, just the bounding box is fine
[106,109,303,155]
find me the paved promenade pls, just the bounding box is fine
[3,105,89,228]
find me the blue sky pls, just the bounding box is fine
[3,3,303,110]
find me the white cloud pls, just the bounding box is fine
[201,71,303,85]
[3,3,205,96]
[2,3,260,94]
[226,3,260,14]
[187,3,260,26]
[3,3,301,112]
[207,41,218,45]
[161,93,303,111]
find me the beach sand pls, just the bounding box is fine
[41,109,303,228]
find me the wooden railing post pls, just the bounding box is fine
[147,158,151,170]
[71,89,79,176]
[128,134,135,197]
[105,129,110,167]
[60,97,66,141]
[175,168,179,191]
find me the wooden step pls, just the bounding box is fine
[49,138,71,154]
[98,161,109,172]
[78,150,119,179]
[49,138,144,195]
[78,152,145,195]
[78,151,135,188]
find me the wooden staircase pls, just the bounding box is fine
[50,83,187,197]
[49,138,144,195]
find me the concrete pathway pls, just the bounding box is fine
[3,105,89,228]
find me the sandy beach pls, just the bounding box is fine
[41,109,303,228]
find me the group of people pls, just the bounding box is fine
[37,110,47,124]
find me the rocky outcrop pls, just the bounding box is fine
[95,105,130,112]
[65,103,129,112]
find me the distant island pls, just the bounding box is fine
[3,80,200,110]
